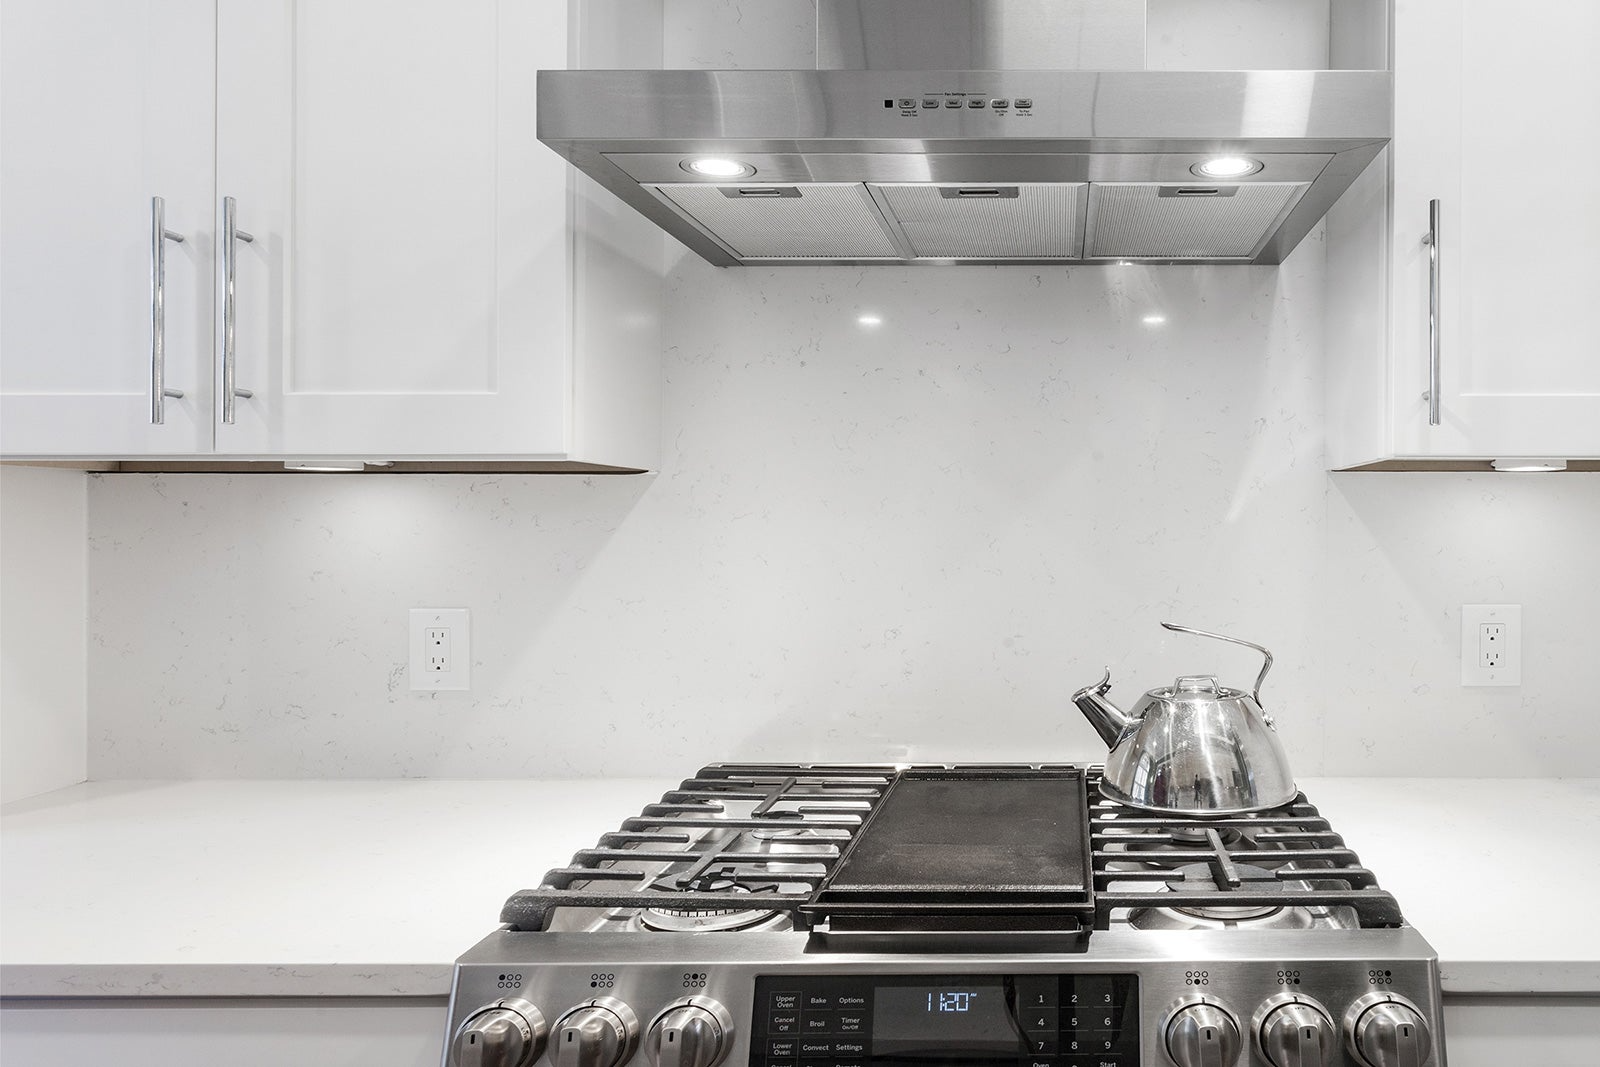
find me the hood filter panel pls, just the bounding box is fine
[872,183,1085,260]
[648,180,1314,263]
[1087,182,1309,260]
[650,183,900,260]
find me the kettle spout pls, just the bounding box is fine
[1071,668,1137,747]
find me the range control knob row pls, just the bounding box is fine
[1163,995,1242,1067]
[1344,992,1433,1067]
[1252,992,1338,1067]
[645,997,734,1067]
[551,997,640,1067]
[450,998,546,1067]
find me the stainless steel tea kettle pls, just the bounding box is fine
[1072,622,1297,816]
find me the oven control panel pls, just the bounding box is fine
[442,936,1446,1067]
[749,973,1139,1067]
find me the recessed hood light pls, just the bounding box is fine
[681,158,756,178]
[282,460,395,473]
[1191,157,1265,178]
[1491,459,1567,472]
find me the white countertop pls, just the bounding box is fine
[3,777,1596,999]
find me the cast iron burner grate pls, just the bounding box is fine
[500,764,891,931]
[499,763,1406,933]
[1087,767,1405,929]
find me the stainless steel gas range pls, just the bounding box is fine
[441,765,1444,1067]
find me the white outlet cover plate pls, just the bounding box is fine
[1461,604,1521,687]
[410,607,471,691]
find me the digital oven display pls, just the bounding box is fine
[872,984,1012,1055]
[749,973,1140,1066]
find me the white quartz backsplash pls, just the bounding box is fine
[80,247,1600,779]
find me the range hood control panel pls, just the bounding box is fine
[885,94,1033,114]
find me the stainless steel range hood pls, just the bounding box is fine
[538,2,1391,267]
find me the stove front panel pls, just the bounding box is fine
[442,928,1446,1067]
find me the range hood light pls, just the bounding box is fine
[1491,459,1568,472]
[283,460,395,473]
[681,157,756,178]
[1191,157,1265,178]
[857,313,883,327]
[1141,313,1167,326]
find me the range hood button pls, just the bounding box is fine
[921,98,939,109]
[1014,97,1034,109]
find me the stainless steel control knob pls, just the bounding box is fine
[451,998,546,1067]
[645,997,734,1067]
[1344,992,1433,1067]
[1164,996,1243,1067]
[1253,993,1337,1067]
[551,997,640,1067]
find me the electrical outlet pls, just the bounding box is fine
[1461,605,1520,687]
[426,627,451,673]
[1478,623,1505,669]
[410,608,470,691]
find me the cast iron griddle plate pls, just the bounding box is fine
[803,767,1092,928]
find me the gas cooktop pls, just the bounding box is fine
[442,764,1443,1067]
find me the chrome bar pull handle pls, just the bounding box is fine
[149,196,186,424]
[221,196,255,424]
[1422,198,1441,426]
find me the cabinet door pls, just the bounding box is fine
[1393,0,1600,458]
[214,0,569,458]
[1,0,215,456]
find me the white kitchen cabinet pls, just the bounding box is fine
[1,0,663,468]
[1326,0,1600,468]
[1,998,446,1067]
[0,0,217,455]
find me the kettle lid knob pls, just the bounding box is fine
[1173,675,1221,694]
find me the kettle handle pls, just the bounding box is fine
[1161,622,1274,705]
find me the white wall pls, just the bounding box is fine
[1,466,88,801]
[1323,472,1600,775]
[75,236,1600,780]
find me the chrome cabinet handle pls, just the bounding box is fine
[149,196,186,424]
[1422,198,1441,426]
[221,195,255,424]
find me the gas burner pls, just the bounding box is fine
[1121,861,1358,931]
[1165,824,1244,848]
[1100,823,1244,854]
[1123,861,1298,929]
[1164,859,1284,893]
[1128,902,1316,931]
[633,880,787,933]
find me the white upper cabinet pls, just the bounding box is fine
[215,0,566,458]
[0,0,216,455]
[2,1,664,468]
[1327,0,1600,467]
